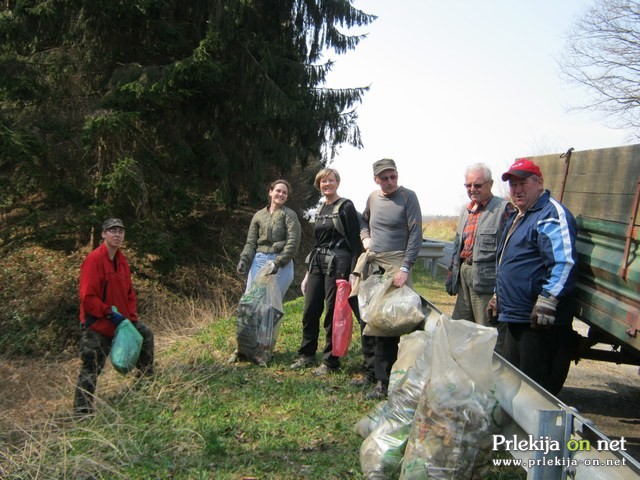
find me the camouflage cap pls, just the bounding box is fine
[373,158,397,176]
[102,218,126,230]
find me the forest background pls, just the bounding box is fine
[0,5,468,477]
[3,1,639,477]
[4,0,640,357]
[0,0,379,357]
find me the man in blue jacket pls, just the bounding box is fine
[487,158,577,394]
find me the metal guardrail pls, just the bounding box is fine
[422,237,453,275]
[418,239,448,277]
[423,238,640,477]
[493,353,640,479]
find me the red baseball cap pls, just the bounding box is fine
[501,158,543,181]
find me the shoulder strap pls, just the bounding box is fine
[331,197,347,237]
[316,198,350,250]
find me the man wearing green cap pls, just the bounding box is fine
[357,159,423,399]
[73,218,155,416]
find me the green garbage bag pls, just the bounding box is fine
[236,262,284,366]
[110,317,143,375]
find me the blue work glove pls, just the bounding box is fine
[108,309,127,327]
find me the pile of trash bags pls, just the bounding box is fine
[357,315,499,480]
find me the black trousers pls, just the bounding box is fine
[501,322,572,395]
[357,315,398,386]
[356,265,410,386]
[74,321,154,414]
[298,252,351,368]
[350,299,376,381]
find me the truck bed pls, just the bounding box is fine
[530,145,640,364]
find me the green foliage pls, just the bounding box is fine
[0,0,375,267]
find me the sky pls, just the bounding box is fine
[324,0,638,216]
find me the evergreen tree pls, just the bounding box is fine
[0,0,375,262]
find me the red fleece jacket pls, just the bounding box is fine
[78,243,137,337]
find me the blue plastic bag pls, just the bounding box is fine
[110,316,143,375]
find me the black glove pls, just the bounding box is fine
[108,310,127,327]
[237,259,247,275]
[445,271,455,296]
[268,264,279,275]
[485,295,498,325]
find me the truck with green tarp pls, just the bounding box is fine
[528,144,640,379]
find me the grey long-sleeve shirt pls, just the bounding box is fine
[360,186,423,271]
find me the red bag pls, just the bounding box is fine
[332,279,353,357]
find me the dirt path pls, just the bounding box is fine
[554,320,640,461]
[0,354,79,429]
[558,355,640,461]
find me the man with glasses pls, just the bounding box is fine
[74,218,155,416]
[447,163,511,337]
[357,158,423,399]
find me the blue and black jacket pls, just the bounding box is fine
[496,190,578,326]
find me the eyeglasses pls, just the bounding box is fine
[378,174,398,182]
[464,181,489,190]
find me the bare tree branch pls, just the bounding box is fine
[559,0,640,135]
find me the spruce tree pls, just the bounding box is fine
[0,0,375,261]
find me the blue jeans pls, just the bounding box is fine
[245,252,294,299]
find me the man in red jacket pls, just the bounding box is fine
[74,218,154,416]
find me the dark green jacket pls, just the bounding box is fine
[240,205,301,268]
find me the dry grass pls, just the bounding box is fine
[422,217,457,242]
[0,291,229,459]
[0,259,527,479]
[139,276,237,347]
[0,217,525,479]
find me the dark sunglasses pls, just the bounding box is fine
[463,180,489,190]
[378,174,398,182]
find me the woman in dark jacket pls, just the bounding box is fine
[290,168,363,374]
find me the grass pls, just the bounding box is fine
[0,257,525,479]
[422,217,457,242]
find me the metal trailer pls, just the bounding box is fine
[531,145,640,370]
